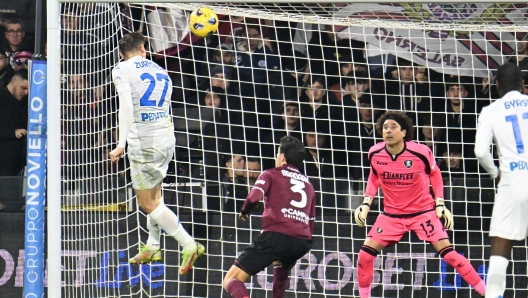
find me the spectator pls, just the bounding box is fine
[302,119,347,213]
[1,18,33,67]
[61,72,101,189]
[12,50,31,71]
[220,152,247,212]
[439,144,467,181]
[307,26,365,86]
[513,37,528,64]
[0,69,28,176]
[384,57,431,126]
[262,101,302,169]
[443,76,478,173]
[268,51,309,109]
[341,71,371,111]
[61,7,104,84]
[0,46,14,86]
[329,48,367,102]
[418,114,446,162]
[199,88,232,175]
[415,67,446,111]
[347,94,382,183]
[245,157,262,186]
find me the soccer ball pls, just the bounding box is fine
[189,7,219,38]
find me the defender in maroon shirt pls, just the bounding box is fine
[354,111,486,298]
[223,136,316,298]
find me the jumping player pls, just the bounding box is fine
[474,63,528,298]
[223,135,316,298]
[354,111,486,297]
[109,32,204,275]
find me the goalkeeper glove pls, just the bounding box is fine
[435,198,454,230]
[354,197,372,228]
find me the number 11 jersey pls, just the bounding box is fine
[476,90,528,177]
[112,56,174,148]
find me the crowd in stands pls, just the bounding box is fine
[2,4,527,212]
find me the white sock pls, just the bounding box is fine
[146,214,161,248]
[485,255,509,298]
[149,199,196,251]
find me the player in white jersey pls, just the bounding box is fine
[109,32,204,275]
[475,63,528,298]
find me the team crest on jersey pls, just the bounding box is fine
[377,227,383,233]
[404,160,413,168]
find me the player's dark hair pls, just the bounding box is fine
[496,62,523,95]
[11,69,28,81]
[376,111,414,142]
[279,135,305,169]
[118,32,146,55]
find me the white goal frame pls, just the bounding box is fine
[45,1,518,297]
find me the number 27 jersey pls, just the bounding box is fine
[112,56,174,148]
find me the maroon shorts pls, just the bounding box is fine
[367,210,449,246]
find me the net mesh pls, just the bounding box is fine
[58,2,528,297]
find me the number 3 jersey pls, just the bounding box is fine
[242,164,316,240]
[365,141,444,216]
[112,56,174,148]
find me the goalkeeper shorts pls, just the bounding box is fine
[367,211,449,246]
[127,142,174,190]
[490,185,528,241]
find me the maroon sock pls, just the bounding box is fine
[273,266,290,298]
[226,279,249,298]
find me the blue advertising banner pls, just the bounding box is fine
[23,60,47,297]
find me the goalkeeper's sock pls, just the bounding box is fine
[149,199,196,251]
[146,214,161,248]
[226,278,249,298]
[485,255,508,298]
[272,265,289,298]
[357,245,377,298]
[440,246,486,296]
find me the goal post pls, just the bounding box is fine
[44,1,528,298]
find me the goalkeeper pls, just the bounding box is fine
[354,111,485,298]
[109,32,204,275]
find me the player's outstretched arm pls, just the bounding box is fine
[435,198,453,230]
[109,68,133,162]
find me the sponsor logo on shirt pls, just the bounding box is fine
[256,179,265,185]
[141,111,167,122]
[377,227,383,233]
[376,161,388,165]
[382,171,414,180]
[404,160,413,168]
[281,208,312,224]
[509,160,528,171]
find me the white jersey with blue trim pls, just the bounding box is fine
[475,90,528,177]
[112,56,174,148]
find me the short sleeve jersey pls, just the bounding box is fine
[366,141,438,215]
[249,164,316,240]
[477,90,528,176]
[112,56,174,148]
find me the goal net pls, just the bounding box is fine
[56,2,528,297]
